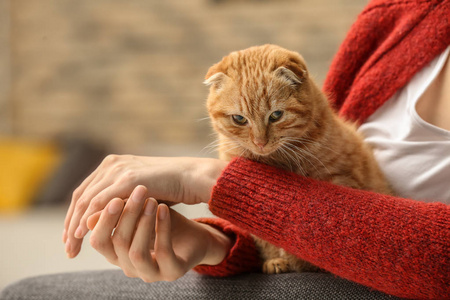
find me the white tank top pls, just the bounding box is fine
[358,47,450,204]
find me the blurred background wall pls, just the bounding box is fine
[1,0,366,156]
[0,0,369,290]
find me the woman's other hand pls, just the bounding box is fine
[88,185,231,282]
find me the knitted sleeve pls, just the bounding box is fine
[200,158,450,300]
[192,217,261,276]
[323,0,450,125]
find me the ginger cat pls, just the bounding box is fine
[205,45,392,274]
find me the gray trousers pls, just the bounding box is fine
[0,270,402,300]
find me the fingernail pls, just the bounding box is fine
[74,226,83,239]
[108,200,122,214]
[158,205,167,220]
[144,199,156,215]
[131,186,146,203]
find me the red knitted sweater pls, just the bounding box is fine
[194,1,450,299]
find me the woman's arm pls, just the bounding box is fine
[204,158,449,299]
[63,155,227,258]
[63,153,448,298]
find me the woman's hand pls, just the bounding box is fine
[63,155,227,258]
[88,185,231,282]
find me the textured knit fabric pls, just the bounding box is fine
[323,0,450,125]
[0,270,401,300]
[194,0,450,299]
[203,159,449,299]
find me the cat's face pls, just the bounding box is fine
[206,45,314,158]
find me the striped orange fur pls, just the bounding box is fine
[205,45,392,274]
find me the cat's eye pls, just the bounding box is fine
[232,114,248,125]
[269,110,284,122]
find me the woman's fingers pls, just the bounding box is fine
[65,180,117,257]
[88,190,201,283]
[65,155,133,257]
[128,198,159,281]
[89,198,124,264]
[87,211,102,230]
[63,168,99,243]
[77,184,135,239]
[111,185,148,277]
[154,204,184,281]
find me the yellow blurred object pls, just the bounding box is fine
[0,138,62,213]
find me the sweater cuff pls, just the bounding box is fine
[193,217,261,277]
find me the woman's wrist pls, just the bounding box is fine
[183,157,228,204]
[198,222,232,266]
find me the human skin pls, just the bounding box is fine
[86,185,231,281]
[63,155,227,258]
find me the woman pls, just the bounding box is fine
[3,0,449,299]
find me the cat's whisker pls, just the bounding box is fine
[216,138,245,154]
[278,144,306,176]
[196,116,211,122]
[201,146,218,155]
[284,140,331,176]
[274,146,288,166]
[297,149,322,175]
[202,138,234,154]
[282,144,310,176]
[202,136,244,155]
[282,136,341,157]
[222,144,245,155]
[276,146,297,173]
[238,148,250,158]
[285,147,305,174]
[281,141,313,173]
[293,136,341,156]
[220,140,241,148]
[290,141,329,172]
[282,136,320,148]
[204,139,221,147]
[288,149,307,176]
[275,146,291,170]
[283,141,316,169]
[201,139,221,151]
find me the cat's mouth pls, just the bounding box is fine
[250,144,279,157]
[223,137,279,158]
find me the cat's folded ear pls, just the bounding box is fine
[274,67,303,87]
[275,54,308,88]
[204,63,229,91]
[204,72,227,90]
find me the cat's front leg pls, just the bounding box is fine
[262,258,291,274]
[253,236,292,274]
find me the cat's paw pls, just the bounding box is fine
[262,258,291,274]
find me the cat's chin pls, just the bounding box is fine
[250,148,279,158]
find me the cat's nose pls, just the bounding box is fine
[253,139,268,150]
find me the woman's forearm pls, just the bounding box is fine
[207,158,450,299]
